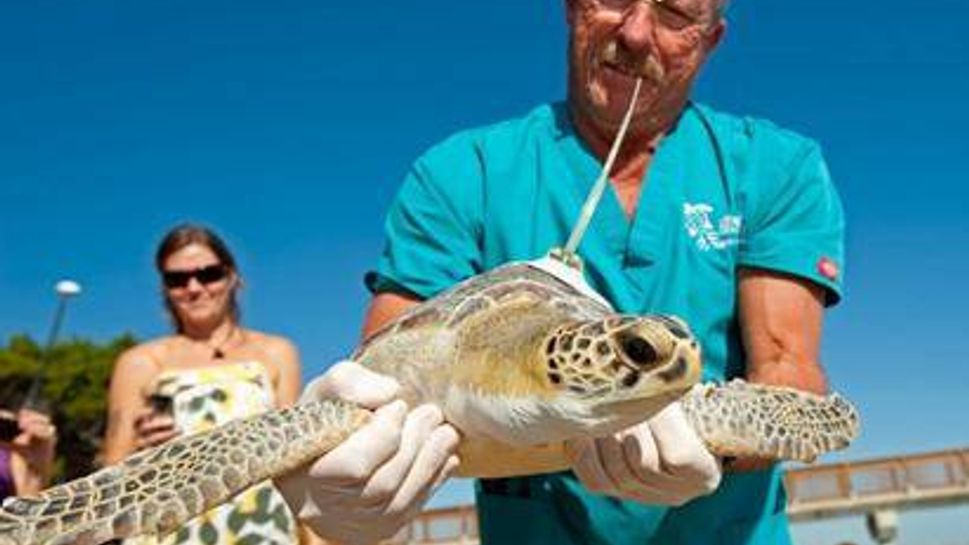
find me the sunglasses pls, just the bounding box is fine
[162,264,229,289]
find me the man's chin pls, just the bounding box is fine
[587,98,658,133]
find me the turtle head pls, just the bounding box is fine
[542,314,701,404]
[443,313,702,446]
[523,314,702,439]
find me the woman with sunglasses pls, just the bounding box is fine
[102,224,308,545]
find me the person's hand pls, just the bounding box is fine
[132,407,179,451]
[565,402,721,506]
[276,361,460,545]
[9,409,57,474]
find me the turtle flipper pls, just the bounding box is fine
[681,380,860,463]
[0,399,369,545]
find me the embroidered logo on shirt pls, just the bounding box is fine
[818,257,839,281]
[683,203,742,252]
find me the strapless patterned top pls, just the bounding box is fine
[124,361,298,545]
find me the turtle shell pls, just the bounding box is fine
[355,261,611,360]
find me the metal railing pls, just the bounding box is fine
[390,505,479,545]
[785,447,969,521]
[376,447,969,544]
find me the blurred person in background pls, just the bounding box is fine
[0,408,57,500]
[98,223,460,545]
[102,224,312,544]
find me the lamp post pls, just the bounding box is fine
[22,279,83,411]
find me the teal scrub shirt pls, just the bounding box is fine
[367,102,845,545]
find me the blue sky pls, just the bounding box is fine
[2,1,967,543]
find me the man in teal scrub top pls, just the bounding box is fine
[285,0,846,544]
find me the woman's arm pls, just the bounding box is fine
[102,347,172,464]
[266,336,303,408]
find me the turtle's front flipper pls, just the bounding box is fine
[681,380,860,463]
[0,399,369,545]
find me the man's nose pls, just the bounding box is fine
[618,2,657,52]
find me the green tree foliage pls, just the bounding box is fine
[0,333,137,480]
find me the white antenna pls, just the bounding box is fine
[556,77,643,268]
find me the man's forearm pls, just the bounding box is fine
[733,269,830,471]
[746,356,828,395]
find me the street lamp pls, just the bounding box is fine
[23,279,83,410]
[55,280,82,298]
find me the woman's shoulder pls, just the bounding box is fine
[114,337,175,373]
[242,330,300,374]
[108,339,176,397]
[243,330,297,354]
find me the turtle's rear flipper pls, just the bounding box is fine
[0,399,368,545]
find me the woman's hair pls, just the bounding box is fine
[155,224,241,332]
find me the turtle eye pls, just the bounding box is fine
[617,333,658,368]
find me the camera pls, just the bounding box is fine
[0,415,20,443]
[147,394,174,416]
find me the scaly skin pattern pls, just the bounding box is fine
[0,262,861,545]
[681,380,860,463]
[0,400,368,545]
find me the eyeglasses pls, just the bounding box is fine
[162,264,228,289]
[594,0,707,31]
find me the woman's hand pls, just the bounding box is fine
[5,409,58,495]
[10,409,57,467]
[132,407,180,451]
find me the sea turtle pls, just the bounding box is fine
[0,256,860,545]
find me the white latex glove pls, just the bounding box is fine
[276,361,460,545]
[565,401,721,506]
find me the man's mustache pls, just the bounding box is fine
[600,41,665,83]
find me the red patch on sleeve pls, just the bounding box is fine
[818,257,839,281]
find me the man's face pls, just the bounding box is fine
[566,0,725,133]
